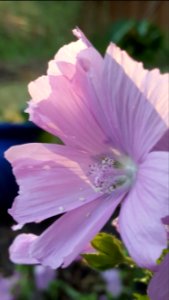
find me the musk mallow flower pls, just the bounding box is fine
[0,267,55,300]
[0,272,19,300]
[5,28,169,270]
[147,253,169,300]
[34,265,56,290]
[147,216,169,300]
[101,269,122,297]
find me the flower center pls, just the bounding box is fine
[88,154,137,194]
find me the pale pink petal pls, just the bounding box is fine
[147,253,169,300]
[26,75,51,103]
[47,39,87,77]
[47,25,102,122]
[107,43,169,127]
[102,44,168,161]
[5,143,98,224]
[30,195,122,269]
[27,28,110,154]
[27,73,111,154]
[72,27,92,47]
[34,265,56,290]
[48,27,93,77]
[162,215,169,225]
[9,233,38,264]
[162,215,169,239]
[11,223,24,231]
[0,273,19,300]
[119,152,168,269]
[153,129,169,151]
[71,29,112,144]
[112,217,120,233]
[101,269,122,297]
[81,243,96,254]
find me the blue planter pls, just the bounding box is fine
[0,122,42,223]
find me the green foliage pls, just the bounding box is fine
[83,233,134,271]
[13,265,100,300]
[93,19,169,71]
[15,265,35,300]
[134,269,152,285]
[10,261,153,300]
[82,233,154,299]
[133,293,150,300]
[0,81,28,122]
[0,1,82,65]
[42,279,98,300]
[109,19,169,70]
[156,247,169,264]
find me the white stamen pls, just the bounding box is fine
[88,154,137,195]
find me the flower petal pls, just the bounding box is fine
[72,27,92,47]
[102,44,168,162]
[34,265,56,290]
[47,27,92,77]
[27,29,110,153]
[5,143,98,224]
[47,27,100,78]
[119,151,168,269]
[30,195,122,269]
[153,129,169,152]
[107,43,169,127]
[9,233,38,264]
[162,215,169,225]
[27,72,111,154]
[147,253,169,300]
[47,40,87,77]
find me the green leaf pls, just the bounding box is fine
[83,233,134,271]
[110,19,135,43]
[91,232,124,256]
[134,269,152,284]
[133,293,150,300]
[156,247,169,264]
[83,252,117,271]
[48,279,97,300]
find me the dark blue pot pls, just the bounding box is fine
[0,122,42,224]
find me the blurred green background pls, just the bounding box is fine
[0,0,168,122]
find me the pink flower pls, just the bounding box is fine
[0,273,19,300]
[147,253,169,300]
[101,269,122,297]
[5,28,168,270]
[148,253,169,300]
[0,267,55,299]
[147,216,169,300]
[34,265,56,290]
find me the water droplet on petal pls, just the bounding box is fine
[43,165,51,170]
[79,196,85,202]
[48,122,56,130]
[58,206,64,212]
[86,212,91,218]
[12,223,24,231]
[93,186,101,193]
[28,165,33,169]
